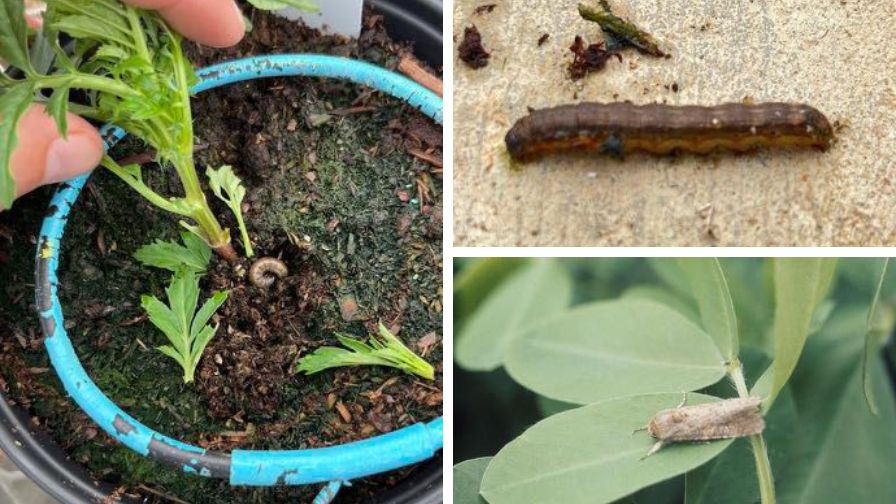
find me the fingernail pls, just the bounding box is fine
[44,134,102,184]
[234,1,247,32]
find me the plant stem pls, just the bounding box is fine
[729,361,777,504]
[35,73,142,99]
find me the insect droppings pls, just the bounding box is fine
[505,102,834,161]
[637,395,765,459]
[249,257,289,289]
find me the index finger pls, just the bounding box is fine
[122,0,246,48]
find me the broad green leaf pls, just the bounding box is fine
[647,258,693,299]
[536,395,577,418]
[718,258,773,351]
[0,82,36,209]
[481,393,735,504]
[775,306,896,503]
[505,299,726,404]
[455,257,528,321]
[620,284,699,324]
[755,258,837,406]
[684,387,797,504]
[678,258,738,360]
[0,0,32,72]
[456,259,572,371]
[454,457,491,504]
[46,86,71,138]
[862,258,890,415]
[247,0,320,12]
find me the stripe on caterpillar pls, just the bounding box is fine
[504,102,833,161]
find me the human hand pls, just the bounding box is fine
[5,0,246,207]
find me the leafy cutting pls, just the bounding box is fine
[297,323,435,380]
[141,270,228,384]
[134,231,212,274]
[207,165,253,258]
[0,0,294,258]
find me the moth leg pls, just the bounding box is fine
[676,392,687,408]
[640,441,664,460]
[631,424,649,436]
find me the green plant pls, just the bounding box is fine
[454,258,896,504]
[207,165,253,257]
[297,323,435,380]
[246,0,319,11]
[141,270,228,384]
[0,1,296,259]
[133,230,211,274]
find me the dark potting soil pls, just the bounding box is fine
[0,5,442,503]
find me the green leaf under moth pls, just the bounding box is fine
[296,323,434,380]
[454,457,492,504]
[752,258,837,407]
[0,82,36,209]
[456,259,572,371]
[504,299,727,404]
[678,258,738,360]
[133,232,212,274]
[480,393,736,504]
[0,0,33,73]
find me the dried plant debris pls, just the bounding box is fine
[578,0,667,57]
[474,3,497,15]
[459,25,491,69]
[538,33,551,46]
[568,36,622,80]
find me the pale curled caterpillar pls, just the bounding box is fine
[248,257,288,289]
[636,395,765,459]
[505,102,833,161]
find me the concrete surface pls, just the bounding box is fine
[453,0,896,246]
[0,450,56,504]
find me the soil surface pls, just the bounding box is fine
[0,5,442,503]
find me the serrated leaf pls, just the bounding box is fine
[133,232,212,274]
[206,165,253,256]
[0,0,32,73]
[480,393,735,504]
[46,86,70,138]
[504,299,727,404]
[190,290,228,341]
[0,82,36,209]
[456,259,572,371]
[454,457,491,504]
[678,258,738,360]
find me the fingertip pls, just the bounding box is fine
[158,0,246,48]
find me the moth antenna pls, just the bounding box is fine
[631,425,648,436]
[641,440,664,460]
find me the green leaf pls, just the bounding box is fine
[684,387,798,504]
[0,0,32,73]
[504,299,727,404]
[678,258,738,360]
[456,259,572,371]
[480,393,736,504]
[454,457,492,504]
[296,324,434,380]
[246,0,320,12]
[0,82,36,209]
[142,271,227,384]
[753,258,837,406]
[620,284,698,324]
[775,306,896,503]
[46,86,71,138]
[647,258,693,299]
[535,395,577,418]
[455,258,529,322]
[206,165,253,257]
[133,232,212,274]
[862,258,890,415]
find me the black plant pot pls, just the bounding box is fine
[0,1,443,502]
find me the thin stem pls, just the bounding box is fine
[729,361,777,504]
[101,156,187,216]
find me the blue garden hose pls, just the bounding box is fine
[34,55,443,494]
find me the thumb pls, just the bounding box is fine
[10,104,104,199]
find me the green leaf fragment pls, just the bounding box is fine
[678,258,739,360]
[207,165,254,257]
[297,323,435,380]
[0,0,33,73]
[862,258,890,415]
[46,85,71,138]
[0,82,37,209]
[454,457,492,504]
[247,0,320,13]
[133,231,212,274]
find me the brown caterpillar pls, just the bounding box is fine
[249,257,288,289]
[505,102,833,161]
